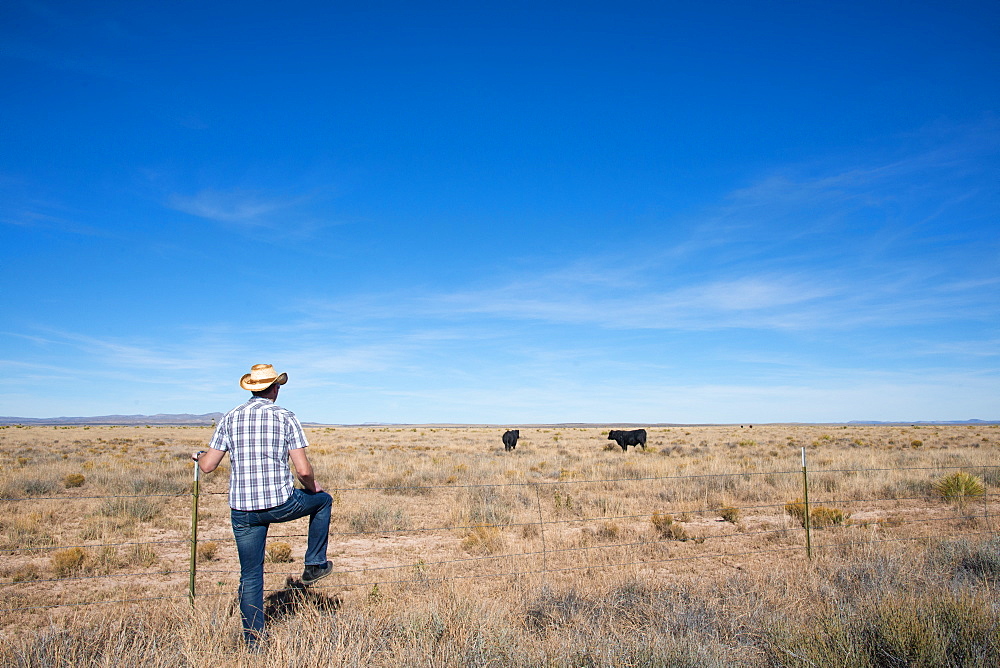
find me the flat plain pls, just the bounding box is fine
[1,423,998,666]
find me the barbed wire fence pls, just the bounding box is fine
[1,450,997,616]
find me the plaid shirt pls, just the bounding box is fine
[209,397,309,511]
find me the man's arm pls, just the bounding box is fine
[191,448,226,473]
[289,448,322,493]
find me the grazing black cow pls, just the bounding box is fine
[608,428,647,452]
[502,429,519,451]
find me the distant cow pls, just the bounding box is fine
[608,429,647,452]
[502,429,519,451]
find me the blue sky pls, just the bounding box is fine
[2,1,998,424]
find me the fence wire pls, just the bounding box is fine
[1,462,996,614]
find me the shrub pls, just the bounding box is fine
[467,486,512,525]
[90,546,124,574]
[196,541,218,562]
[97,497,160,522]
[933,472,985,509]
[349,505,410,533]
[928,537,1000,583]
[0,478,60,499]
[266,541,293,563]
[720,506,740,523]
[462,524,505,554]
[774,592,1000,666]
[553,489,573,513]
[597,521,620,540]
[128,475,188,496]
[979,466,1000,487]
[374,472,433,496]
[785,500,850,528]
[10,564,41,582]
[51,547,86,576]
[651,512,688,541]
[128,543,158,567]
[785,500,807,525]
[810,506,851,528]
[63,473,85,488]
[0,515,55,549]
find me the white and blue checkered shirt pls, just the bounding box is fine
[209,397,309,511]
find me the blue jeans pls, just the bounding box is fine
[230,488,333,644]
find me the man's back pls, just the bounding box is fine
[210,396,308,511]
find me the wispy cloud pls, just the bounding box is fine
[17,328,235,380]
[167,187,343,239]
[417,262,996,332]
[414,127,1000,333]
[169,189,301,226]
[0,180,108,236]
[1,208,106,236]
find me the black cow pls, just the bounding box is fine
[502,429,519,451]
[608,428,647,452]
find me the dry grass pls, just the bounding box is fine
[0,422,998,665]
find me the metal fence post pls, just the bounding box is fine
[533,484,548,576]
[189,455,202,605]
[983,465,994,536]
[801,447,812,560]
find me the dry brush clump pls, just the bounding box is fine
[650,511,690,541]
[719,505,740,523]
[63,472,86,488]
[784,499,851,528]
[0,512,57,550]
[461,523,505,554]
[348,503,411,534]
[97,496,162,522]
[0,476,61,500]
[196,541,218,562]
[50,545,87,576]
[266,541,294,563]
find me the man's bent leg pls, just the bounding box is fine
[260,489,332,566]
[231,510,269,645]
[299,489,332,566]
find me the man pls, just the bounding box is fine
[193,363,333,647]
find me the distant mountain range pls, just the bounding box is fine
[845,419,999,425]
[0,413,224,426]
[0,415,996,427]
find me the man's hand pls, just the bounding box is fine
[193,448,225,473]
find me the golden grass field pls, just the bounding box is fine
[1,422,998,666]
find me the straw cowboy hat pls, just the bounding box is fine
[240,364,288,391]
